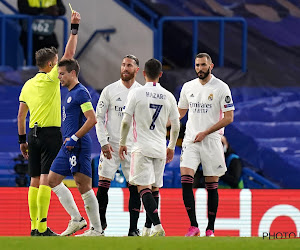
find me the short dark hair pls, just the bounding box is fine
[144,58,162,80]
[123,54,139,66]
[58,59,80,77]
[195,53,212,63]
[35,47,58,68]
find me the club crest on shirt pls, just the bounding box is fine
[98,101,104,108]
[208,94,213,101]
[67,96,72,103]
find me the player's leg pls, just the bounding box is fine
[130,152,164,236]
[96,148,119,230]
[142,186,159,236]
[143,157,165,236]
[146,157,165,237]
[74,172,103,236]
[73,149,103,237]
[139,185,165,236]
[123,153,141,236]
[96,176,111,231]
[205,176,219,237]
[49,150,87,236]
[201,137,226,237]
[180,143,201,236]
[128,184,141,236]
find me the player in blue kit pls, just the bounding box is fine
[48,59,103,237]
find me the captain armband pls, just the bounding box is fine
[80,102,93,113]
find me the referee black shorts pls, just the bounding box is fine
[27,127,62,177]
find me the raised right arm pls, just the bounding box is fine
[61,11,81,61]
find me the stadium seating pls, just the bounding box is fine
[120,0,300,88]
[0,18,24,69]
[226,87,300,188]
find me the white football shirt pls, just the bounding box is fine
[124,82,179,159]
[96,79,141,147]
[178,75,235,143]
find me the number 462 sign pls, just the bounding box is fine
[32,19,55,36]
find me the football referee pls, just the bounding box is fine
[17,11,81,236]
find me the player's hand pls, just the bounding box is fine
[20,143,29,160]
[64,137,77,151]
[102,144,114,159]
[119,146,127,161]
[71,11,81,24]
[166,148,174,163]
[194,131,207,143]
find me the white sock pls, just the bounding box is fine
[52,182,81,221]
[81,189,102,232]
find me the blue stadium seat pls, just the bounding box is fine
[0,66,14,72]
[163,170,173,188]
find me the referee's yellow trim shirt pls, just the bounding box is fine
[19,64,61,128]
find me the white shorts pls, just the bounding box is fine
[129,151,166,188]
[180,137,226,177]
[98,142,131,181]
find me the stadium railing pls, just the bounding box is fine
[114,0,159,29]
[242,167,280,189]
[155,16,247,72]
[114,0,248,72]
[75,28,117,60]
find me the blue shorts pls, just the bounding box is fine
[51,145,92,178]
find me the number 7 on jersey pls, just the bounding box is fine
[149,103,163,130]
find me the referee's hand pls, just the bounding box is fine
[20,143,29,160]
[71,11,81,24]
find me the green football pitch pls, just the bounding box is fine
[1,237,299,250]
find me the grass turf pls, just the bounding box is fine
[1,237,300,250]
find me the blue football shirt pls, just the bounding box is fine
[62,83,93,148]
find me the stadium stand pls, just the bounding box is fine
[120,0,300,87]
[227,87,300,188]
[0,18,24,69]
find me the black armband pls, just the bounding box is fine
[18,134,27,144]
[71,23,79,35]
